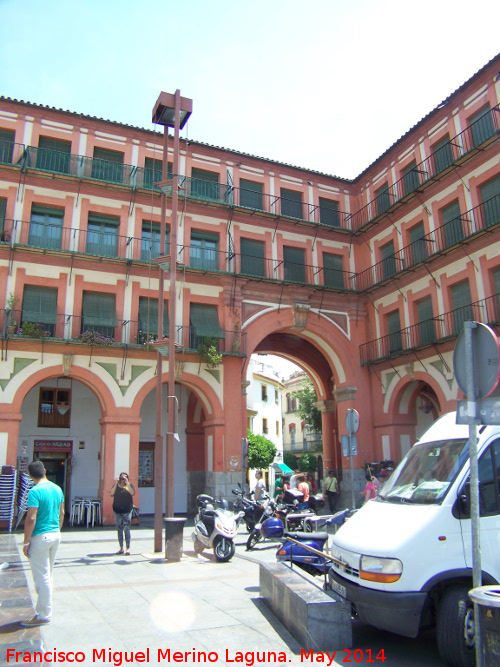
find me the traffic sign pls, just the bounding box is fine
[345,408,360,435]
[342,435,358,457]
[453,322,500,398]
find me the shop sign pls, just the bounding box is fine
[33,440,73,452]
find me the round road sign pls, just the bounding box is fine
[453,322,500,398]
[345,408,360,435]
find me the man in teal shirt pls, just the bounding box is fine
[22,460,65,627]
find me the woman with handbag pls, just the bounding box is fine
[110,472,135,555]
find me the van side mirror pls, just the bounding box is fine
[455,482,470,518]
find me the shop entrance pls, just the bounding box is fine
[33,442,72,506]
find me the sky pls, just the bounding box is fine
[1,0,499,180]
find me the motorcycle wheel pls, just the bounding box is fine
[193,537,205,555]
[245,522,255,533]
[246,529,262,551]
[213,536,235,562]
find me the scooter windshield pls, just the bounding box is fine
[379,438,469,505]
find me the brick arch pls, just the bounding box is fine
[385,371,451,420]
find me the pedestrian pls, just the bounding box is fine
[290,469,300,489]
[362,470,378,504]
[253,470,266,502]
[273,474,283,499]
[280,475,291,501]
[323,469,339,513]
[295,473,310,511]
[21,460,65,627]
[110,472,135,555]
[307,474,317,494]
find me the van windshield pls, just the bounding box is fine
[379,438,469,505]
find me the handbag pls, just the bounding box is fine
[131,506,139,520]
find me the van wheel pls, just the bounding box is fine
[436,585,475,667]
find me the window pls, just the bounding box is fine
[0,198,8,242]
[190,233,218,271]
[459,440,500,517]
[261,385,268,402]
[141,222,169,261]
[441,200,463,248]
[402,162,419,196]
[381,240,397,279]
[493,268,500,321]
[143,158,172,190]
[36,137,71,174]
[191,168,220,201]
[262,417,268,434]
[387,310,402,354]
[283,246,306,283]
[479,175,500,229]
[239,179,263,210]
[450,280,473,335]
[280,188,303,219]
[290,424,296,449]
[81,292,118,338]
[432,135,454,174]
[138,297,168,342]
[189,303,224,349]
[275,388,279,405]
[138,443,154,487]
[409,222,428,265]
[29,207,63,250]
[375,183,391,215]
[287,394,298,412]
[91,147,124,183]
[0,129,15,164]
[86,214,119,257]
[38,386,71,428]
[240,238,265,278]
[319,198,340,227]
[276,421,280,436]
[416,296,435,346]
[470,105,495,148]
[323,253,344,289]
[22,286,58,337]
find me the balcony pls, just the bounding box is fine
[355,193,500,291]
[360,292,500,365]
[0,310,246,356]
[350,104,500,232]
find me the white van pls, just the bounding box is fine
[329,412,500,667]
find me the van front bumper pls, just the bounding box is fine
[328,569,427,638]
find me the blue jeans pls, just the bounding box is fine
[114,511,132,549]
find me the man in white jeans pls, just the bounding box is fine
[21,460,65,627]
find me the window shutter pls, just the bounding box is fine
[280,189,303,219]
[442,200,463,247]
[239,179,263,209]
[190,303,224,339]
[381,240,396,278]
[240,238,265,277]
[403,162,419,195]
[450,281,473,334]
[38,137,71,154]
[433,136,454,173]
[480,175,500,228]
[387,310,402,353]
[409,222,428,264]
[0,129,15,164]
[417,296,435,345]
[319,198,340,227]
[283,246,306,282]
[22,286,58,324]
[93,148,124,164]
[138,297,168,335]
[323,253,344,288]
[470,105,494,147]
[82,292,118,327]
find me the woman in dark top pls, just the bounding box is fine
[110,472,135,555]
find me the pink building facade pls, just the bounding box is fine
[0,54,499,521]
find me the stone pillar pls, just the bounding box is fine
[314,400,337,474]
[99,415,141,525]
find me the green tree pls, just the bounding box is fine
[284,452,298,471]
[292,378,322,433]
[247,430,277,469]
[298,453,318,473]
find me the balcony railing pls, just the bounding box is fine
[0,310,246,355]
[360,292,500,365]
[355,193,500,291]
[350,104,500,232]
[0,141,27,167]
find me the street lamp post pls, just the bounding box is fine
[152,90,192,552]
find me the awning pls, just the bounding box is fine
[274,462,293,474]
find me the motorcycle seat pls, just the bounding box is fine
[284,531,329,542]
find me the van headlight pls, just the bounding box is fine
[360,556,403,583]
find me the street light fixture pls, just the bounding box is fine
[151,90,192,552]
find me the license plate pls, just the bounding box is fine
[330,578,347,599]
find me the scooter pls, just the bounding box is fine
[276,509,350,575]
[192,494,244,562]
[246,496,282,550]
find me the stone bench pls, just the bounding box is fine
[259,561,352,651]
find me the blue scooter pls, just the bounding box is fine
[275,509,350,576]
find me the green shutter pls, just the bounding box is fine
[283,246,306,282]
[82,292,118,327]
[319,198,340,227]
[240,238,265,277]
[403,162,419,195]
[280,189,303,219]
[0,129,15,164]
[190,304,224,339]
[470,105,494,147]
[239,179,263,209]
[323,253,344,288]
[450,281,472,334]
[22,286,58,324]
[480,175,500,228]
[494,268,500,296]
[93,148,123,163]
[376,184,391,215]
[387,310,402,353]
[409,222,428,264]
[442,200,463,247]
[417,296,435,345]
[138,297,168,335]
[381,240,396,278]
[0,198,6,237]
[433,136,454,174]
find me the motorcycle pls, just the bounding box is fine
[246,497,284,550]
[232,484,264,533]
[276,509,351,575]
[192,494,244,562]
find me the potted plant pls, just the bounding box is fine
[78,329,113,348]
[198,337,222,369]
[5,292,19,334]
[18,321,49,338]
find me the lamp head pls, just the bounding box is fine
[152,91,192,129]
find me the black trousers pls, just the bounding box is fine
[326,490,338,514]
